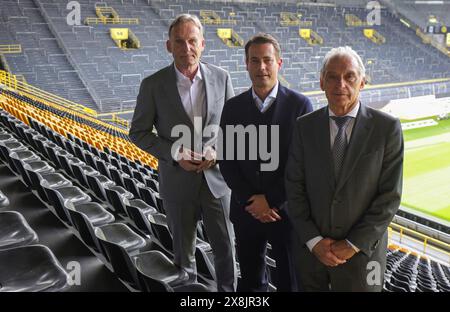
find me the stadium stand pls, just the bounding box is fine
[1,76,450,292]
[384,245,450,292]
[0,87,214,291]
[0,0,97,110]
[1,0,448,113]
[0,0,449,293]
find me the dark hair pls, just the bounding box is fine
[245,33,281,61]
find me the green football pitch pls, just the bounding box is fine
[402,118,450,222]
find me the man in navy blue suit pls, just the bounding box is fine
[219,33,312,292]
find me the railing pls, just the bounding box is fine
[417,29,450,58]
[280,12,299,27]
[393,12,449,58]
[0,70,97,116]
[96,6,119,20]
[85,17,139,25]
[0,44,22,54]
[0,70,133,137]
[101,114,130,128]
[201,10,236,25]
[389,222,450,264]
[345,14,367,27]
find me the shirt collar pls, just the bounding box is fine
[328,102,360,118]
[174,63,203,83]
[252,81,279,102]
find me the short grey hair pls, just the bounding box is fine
[320,46,366,80]
[168,14,204,37]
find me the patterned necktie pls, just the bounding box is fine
[331,116,352,181]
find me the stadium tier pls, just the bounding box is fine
[1,0,449,112]
[0,0,449,294]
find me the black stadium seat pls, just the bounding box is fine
[0,245,68,292]
[0,211,38,249]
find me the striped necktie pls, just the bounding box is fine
[331,116,352,181]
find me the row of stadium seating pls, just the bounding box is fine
[384,246,450,292]
[0,87,156,168]
[0,107,216,292]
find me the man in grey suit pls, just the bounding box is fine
[129,14,237,292]
[285,46,404,291]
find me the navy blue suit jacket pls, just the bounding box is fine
[219,84,312,223]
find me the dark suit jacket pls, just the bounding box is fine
[285,103,404,286]
[219,84,312,222]
[129,62,234,202]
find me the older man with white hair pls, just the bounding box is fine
[285,46,404,291]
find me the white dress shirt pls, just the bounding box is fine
[173,65,207,158]
[251,81,279,113]
[306,102,361,253]
[174,65,206,123]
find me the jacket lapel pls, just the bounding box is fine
[201,63,214,129]
[315,107,335,191]
[335,103,374,192]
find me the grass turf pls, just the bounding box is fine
[402,118,450,222]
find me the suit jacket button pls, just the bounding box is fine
[372,240,379,250]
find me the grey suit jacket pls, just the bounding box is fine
[286,104,403,263]
[129,62,234,201]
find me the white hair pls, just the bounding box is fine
[320,46,366,80]
[168,14,203,37]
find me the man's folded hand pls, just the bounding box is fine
[330,240,356,261]
[312,238,347,267]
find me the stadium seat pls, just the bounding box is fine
[95,159,116,179]
[22,160,56,190]
[57,153,83,177]
[124,198,158,235]
[385,281,409,292]
[135,250,191,292]
[43,142,64,167]
[109,166,130,188]
[8,150,40,177]
[195,239,216,281]
[86,174,116,201]
[94,223,148,288]
[0,245,68,292]
[41,183,91,224]
[105,185,134,215]
[65,202,115,251]
[0,211,38,249]
[70,163,99,188]
[33,172,72,202]
[0,141,27,163]
[146,213,173,252]
[0,190,9,208]
[123,176,145,198]
[389,275,411,292]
